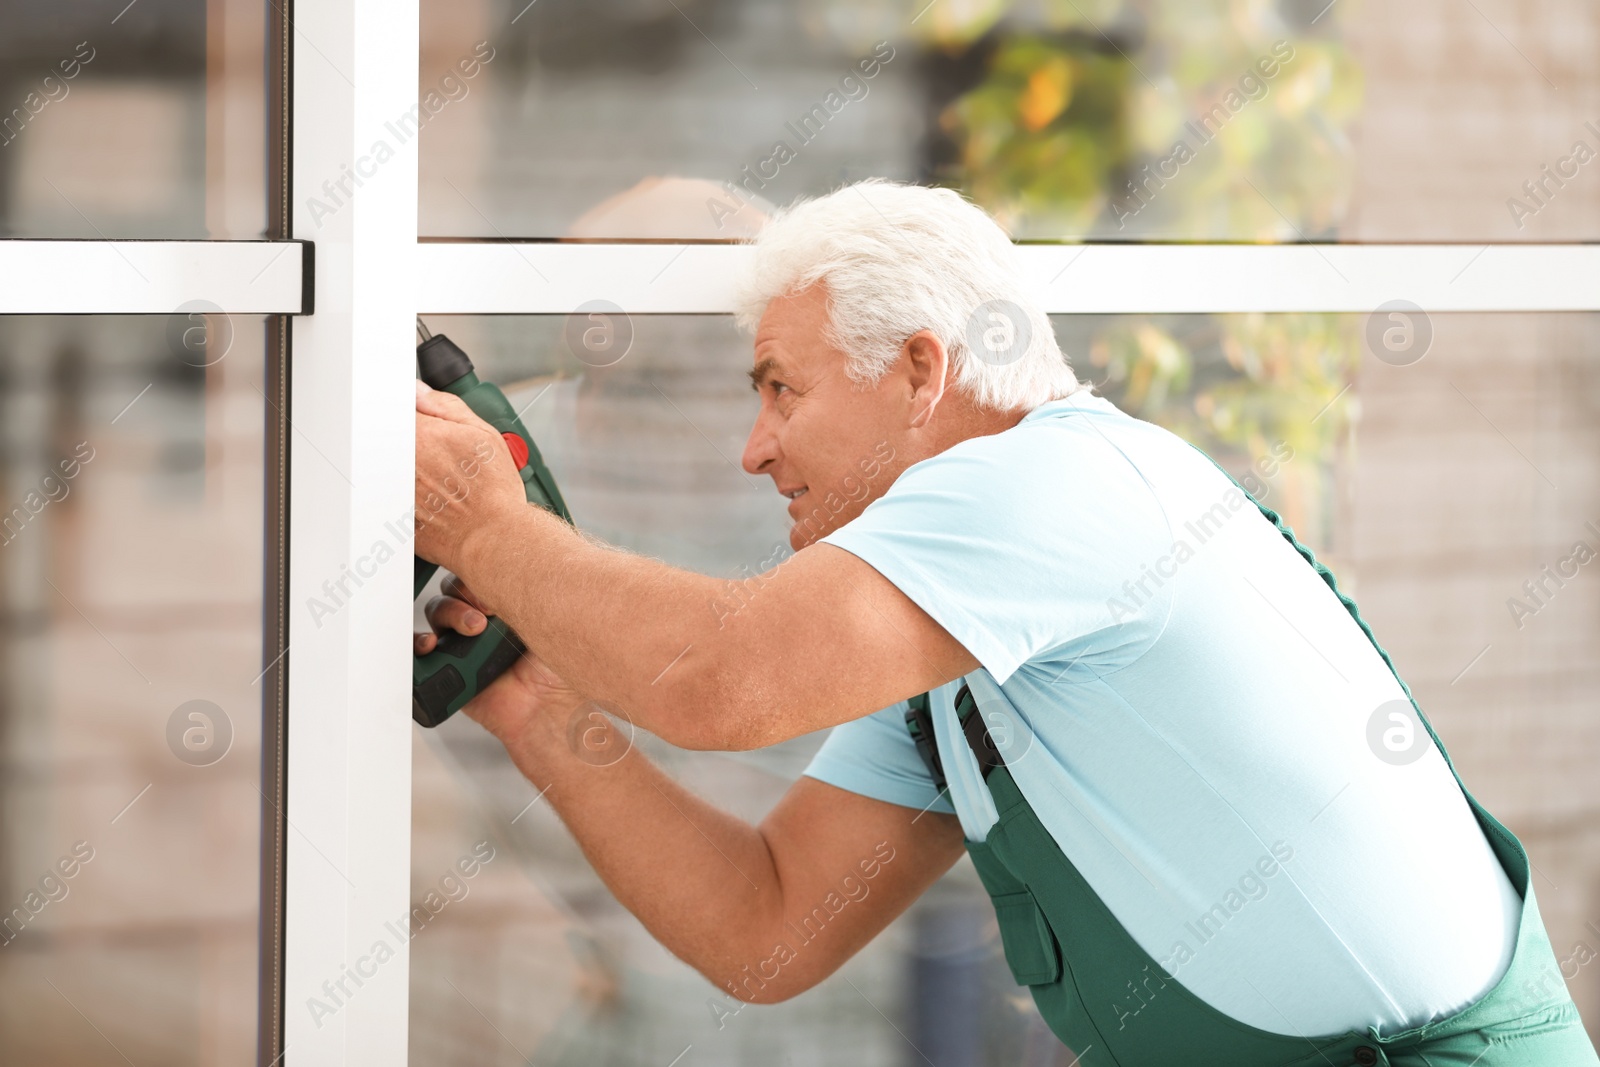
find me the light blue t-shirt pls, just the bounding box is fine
[804,389,1521,1038]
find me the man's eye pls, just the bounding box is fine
[771,381,790,397]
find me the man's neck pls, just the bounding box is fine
[935,398,1034,450]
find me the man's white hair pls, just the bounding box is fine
[733,179,1084,411]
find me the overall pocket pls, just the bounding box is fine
[991,887,1062,986]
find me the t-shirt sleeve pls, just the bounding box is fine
[818,421,1173,684]
[800,702,957,815]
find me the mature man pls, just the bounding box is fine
[414,180,1598,1066]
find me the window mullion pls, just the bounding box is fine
[282,2,419,1064]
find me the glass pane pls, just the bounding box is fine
[0,314,270,1064]
[0,0,267,238]
[409,312,1600,1060]
[420,0,1599,241]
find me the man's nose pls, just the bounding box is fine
[742,409,779,475]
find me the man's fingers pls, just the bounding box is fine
[415,383,481,426]
[425,593,488,637]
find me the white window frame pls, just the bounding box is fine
[414,242,1600,315]
[0,240,309,314]
[2,3,1598,1065]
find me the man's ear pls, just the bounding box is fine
[902,330,948,429]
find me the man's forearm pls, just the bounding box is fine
[454,502,733,746]
[499,704,795,1001]
[449,498,973,751]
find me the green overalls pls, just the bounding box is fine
[903,449,1600,1067]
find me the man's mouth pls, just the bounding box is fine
[780,486,808,501]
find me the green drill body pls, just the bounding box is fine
[413,333,572,727]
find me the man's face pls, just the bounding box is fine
[741,284,910,551]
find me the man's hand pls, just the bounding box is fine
[414,382,528,572]
[415,573,584,747]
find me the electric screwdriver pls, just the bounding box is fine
[413,323,572,728]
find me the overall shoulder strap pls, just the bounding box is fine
[904,686,1006,797]
[904,692,946,794]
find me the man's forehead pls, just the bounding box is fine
[749,289,830,389]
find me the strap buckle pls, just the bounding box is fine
[904,693,947,794]
[905,684,1006,794]
[956,683,1005,780]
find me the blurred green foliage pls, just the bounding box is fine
[921,0,1365,545]
[925,0,1364,240]
[942,41,1133,236]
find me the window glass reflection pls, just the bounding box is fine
[0,314,268,1064]
[420,0,1599,240]
[0,0,266,238]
